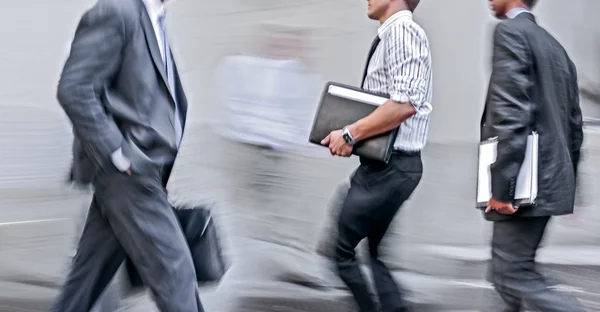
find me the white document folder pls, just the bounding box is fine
[476,132,539,208]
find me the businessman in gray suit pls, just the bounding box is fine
[53,0,203,311]
[483,0,584,311]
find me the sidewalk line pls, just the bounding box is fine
[448,280,493,289]
[0,218,67,227]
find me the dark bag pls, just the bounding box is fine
[125,204,227,288]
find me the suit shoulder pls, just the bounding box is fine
[492,20,534,51]
[95,0,138,13]
[493,19,527,38]
[87,0,138,22]
[82,0,139,33]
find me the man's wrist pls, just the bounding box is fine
[342,126,356,146]
[347,123,363,142]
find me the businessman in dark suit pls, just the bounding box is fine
[53,0,204,311]
[482,0,584,310]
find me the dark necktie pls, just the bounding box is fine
[360,36,381,88]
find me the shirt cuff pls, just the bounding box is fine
[110,148,131,172]
[390,92,432,116]
[390,92,410,104]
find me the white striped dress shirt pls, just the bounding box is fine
[363,10,433,152]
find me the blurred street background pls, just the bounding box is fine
[1,0,600,311]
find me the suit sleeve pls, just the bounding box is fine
[57,1,126,170]
[568,60,584,180]
[488,23,534,203]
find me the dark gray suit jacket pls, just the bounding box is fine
[60,0,187,184]
[481,13,584,220]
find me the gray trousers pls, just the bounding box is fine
[74,189,119,312]
[52,170,203,312]
[488,216,584,312]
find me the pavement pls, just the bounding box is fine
[1,122,599,311]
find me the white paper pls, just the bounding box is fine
[327,85,388,107]
[477,133,538,205]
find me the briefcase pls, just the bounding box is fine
[309,82,399,163]
[125,204,227,288]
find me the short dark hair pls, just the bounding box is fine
[522,0,538,8]
[404,0,421,12]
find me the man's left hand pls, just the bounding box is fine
[485,198,518,215]
[321,129,353,157]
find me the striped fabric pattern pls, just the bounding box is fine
[362,10,433,152]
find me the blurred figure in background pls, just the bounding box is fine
[214,23,324,250]
[482,0,585,311]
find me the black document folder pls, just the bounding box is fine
[309,82,399,163]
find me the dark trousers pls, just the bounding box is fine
[335,151,423,312]
[488,216,584,312]
[52,167,204,312]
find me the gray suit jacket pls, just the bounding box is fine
[481,13,584,220]
[60,0,187,184]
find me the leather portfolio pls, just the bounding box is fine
[309,82,398,163]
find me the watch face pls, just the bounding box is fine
[343,133,352,144]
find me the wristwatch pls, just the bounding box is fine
[342,126,356,146]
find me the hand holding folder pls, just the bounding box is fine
[476,132,539,209]
[309,82,399,163]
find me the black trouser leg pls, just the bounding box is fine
[489,217,584,312]
[335,153,422,312]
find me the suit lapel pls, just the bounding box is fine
[140,9,175,101]
[172,59,187,127]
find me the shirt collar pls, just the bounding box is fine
[377,10,413,38]
[506,7,530,19]
[142,0,165,20]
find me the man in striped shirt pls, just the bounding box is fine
[321,0,432,311]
